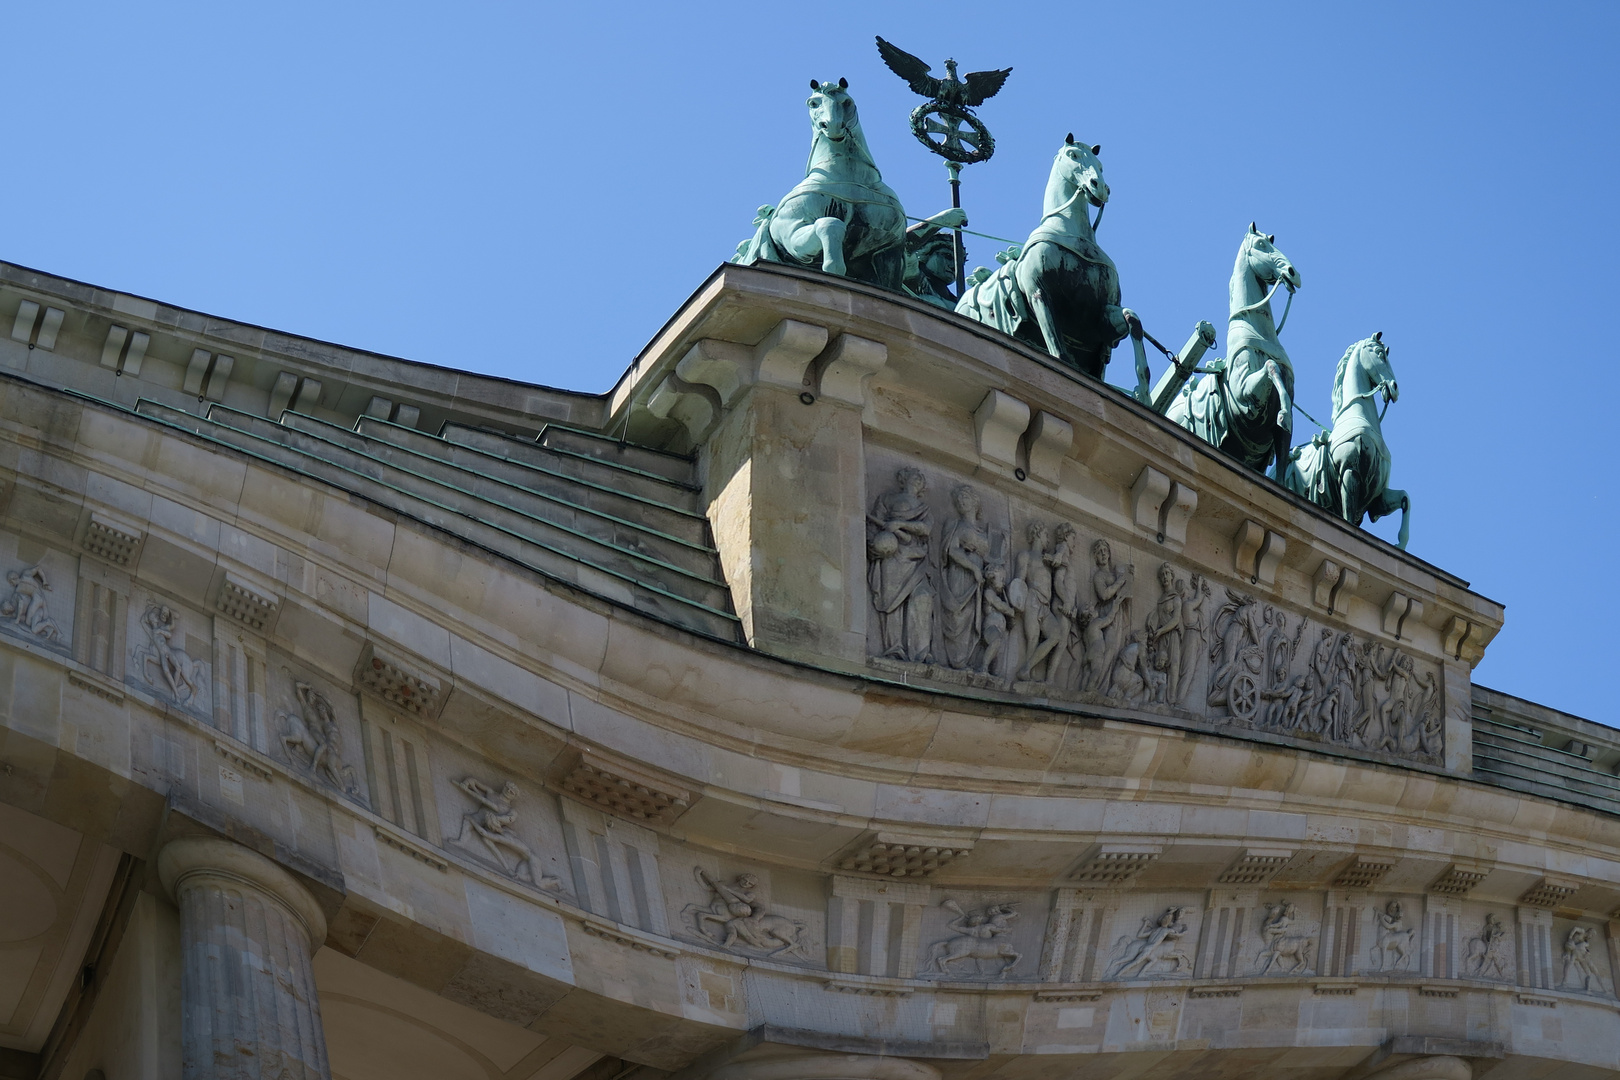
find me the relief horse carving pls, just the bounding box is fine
[955,135,1131,380]
[735,79,908,290]
[1283,333,1411,548]
[1167,225,1301,477]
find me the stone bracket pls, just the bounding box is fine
[1215,848,1295,886]
[754,318,830,389]
[645,372,722,444]
[1233,520,1285,586]
[834,832,973,880]
[1312,559,1360,616]
[973,390,1032,474]
[100,324,151,374]
[81,510,145,568]
[1068,843,1162,886]
[1130,466,1198,546]
[1442,615,1488,667]
[814,334,887,405]
[12,300,65,350]
[1381,592,1423,641]
[551,747,693,825]
[215,571,280,632]
[1022,411,1073,485]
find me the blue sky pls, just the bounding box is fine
[7,2,1616,722]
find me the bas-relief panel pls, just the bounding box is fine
[270,662,370,810]
[0,538,75,656]
[124,587,211,719]
[863,452,1444,766]
[918,892,1049,980]
[668,858,824,965]
[426,739,572,894]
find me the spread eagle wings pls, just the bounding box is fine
[875,37,939,98]
[875,36,1011,107]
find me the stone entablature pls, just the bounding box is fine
[605,264,1503,781]
[0,261,1612,1077]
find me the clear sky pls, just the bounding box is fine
[7,2,1616,723]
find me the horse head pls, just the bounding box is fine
[807,78,855,143]
[1334,331,1398,416]
[1241,223,1301,291]
[1058,133,1109,206]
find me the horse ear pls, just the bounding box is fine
[839,76,848,89]
[1091,144,1101,155]
[1267,234,1275,243]
[1249,222,1259,233]
[1065,132,1075,145]
[1374,330,1383,342]
[809,79,820,90]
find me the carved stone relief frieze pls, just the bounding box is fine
[1106,907,1196,980]
[923,899,1020,978]
[683,867,810,959]
[1464,912,1511,981]
[1368,900,1416,972]
[127,595,210,714]
[277,681,362,804]
[1560,925,1607,994]
[0,564,63,643]
[863,453,1445,766]
[451,777,560,890]
[1252,899,1317,976]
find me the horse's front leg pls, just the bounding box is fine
[1123,309,1151,403]
[778,218,848,276]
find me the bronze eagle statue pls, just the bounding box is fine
[875,37,1012,108]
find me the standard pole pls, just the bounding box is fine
[947,160,965,297]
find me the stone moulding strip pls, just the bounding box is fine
[1419,985,1461,998]
[355,642,444,719]
[825,979,913,998]
[1033,989,1101,1002]
[579,916,680,959]
[370,823,449,871]
[1314,982,1357,996]
[1515,993,1557,1008]
[82,511,144,567]
[556,749,691,825]
[67,668,125,704]
[213,740,273,781]
[836,832,974,879]
[1518,879,1579,908]
[1188,986,1242,999]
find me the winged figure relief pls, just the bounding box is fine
[876,37,1012,108]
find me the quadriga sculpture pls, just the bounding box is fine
[736,79,908,290]
[955,135,1131,380]
[1283,333,1411,548]
[1167,225,1301,477]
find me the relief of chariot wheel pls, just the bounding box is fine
[1229,672,1260,721]
[909,102,995,164]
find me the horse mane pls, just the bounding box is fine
[1331,339,1365,416]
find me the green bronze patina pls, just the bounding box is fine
[734,79,909,290]
[903,207,969,309]
[954,135,1130,380]
[1167,225,1302,478]
[1283,332,1411,548]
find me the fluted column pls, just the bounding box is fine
[158,837,332,1080]
[709,1053,941,1080]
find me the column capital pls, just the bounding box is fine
[158,837,328,949]
[710,1054,941,1080]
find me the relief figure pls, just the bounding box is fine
[0,565,61,641]
[1465,913,1510,980]
[1143,563,1182,706]
[1174,573,1210,706]
[1107,906,1194,979]
[1012,522,1054,681]
[1253,900,1315,975]
[978,563,1017,678]
[1561,926,1604,993]
[685,868,810,959]
[279,681,360,799]
[1369,900,1414,971]
[939,484,990,669]
[868,467,935,662]
[1088,539,1132,675]
[924,900,1021,977]
[454,778,559,889]
[131,603,205,704]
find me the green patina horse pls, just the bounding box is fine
[954,135,1129,380]
[1167,225,1302,477]
[1283,333,1411,549]
[735,79,908,290]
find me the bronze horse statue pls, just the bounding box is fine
[955,135,1131,379]
[736,79,908,290]
[1167,225,1301,477]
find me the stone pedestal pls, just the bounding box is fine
[158,838,332,1080]
[709,1053,940,1080]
